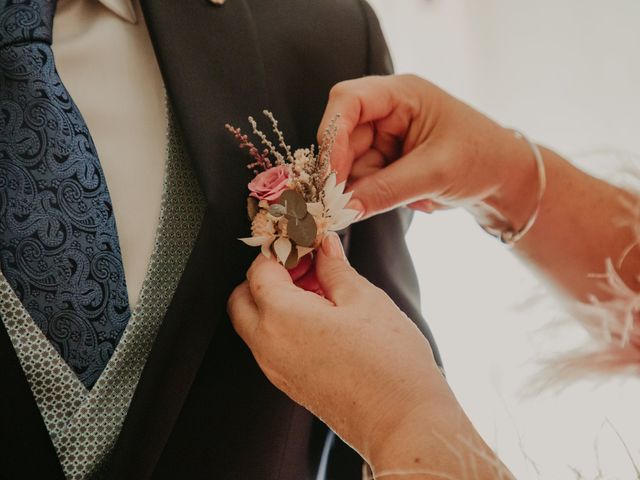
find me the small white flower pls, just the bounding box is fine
[293,148,313,164]
[321,172,360,231]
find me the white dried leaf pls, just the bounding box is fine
[240,236,272,247]
[297,246,314,259]
[261,237,275,258]
[273,237,292,265]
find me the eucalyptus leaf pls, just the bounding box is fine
[247,197,259,221]
[287,214,317,248]
[278,189,308,220]
[284,246,300,269]
[269,204,287,217]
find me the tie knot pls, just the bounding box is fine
[0,0,56,49]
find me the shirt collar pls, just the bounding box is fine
[99,0,138,24]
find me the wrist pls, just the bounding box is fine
[367,388,511,480]
[364,371,455,475]
[469,127,542,235]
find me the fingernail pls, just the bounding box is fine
[411,199,435,213]
[346,198,365,221]
[322,232,345,259]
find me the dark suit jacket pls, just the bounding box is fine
[0,0,442,478]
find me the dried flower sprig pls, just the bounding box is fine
[227,110,358,268]
[316,114,339,201]
[263,110,294,164]
[224,124,272,172]
[248,115,285,166]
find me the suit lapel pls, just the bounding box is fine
[0,322,65,479]
[106,1,269,477]
[141,0,268,210]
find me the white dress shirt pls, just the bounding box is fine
[53,0,167,308]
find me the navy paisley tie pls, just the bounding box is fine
[0,0,131,389]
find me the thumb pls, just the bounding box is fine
[348,148,436,220]
[315,232,368,305]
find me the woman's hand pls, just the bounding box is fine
[319,74,538,231]
[320,74,640,303]
[229,233,443,457]
[228,233,508,478]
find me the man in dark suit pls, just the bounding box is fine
[0,0,441,478]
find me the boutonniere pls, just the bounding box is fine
[226,111,358,268]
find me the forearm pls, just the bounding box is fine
[486,136,639,302]
[367,384,512,480]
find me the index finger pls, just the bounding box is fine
[227,282,260,347]
[317,76,397,182]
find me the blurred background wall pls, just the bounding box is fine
[365,0,640,477]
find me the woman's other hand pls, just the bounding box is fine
[320,74,640,304]
[228,233,507,478]
[318,74,538,231]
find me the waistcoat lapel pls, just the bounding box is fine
[0,322,65,479]
[106,1,269,478]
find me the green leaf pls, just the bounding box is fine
[287,214,317,248]
[247,197,259,221]
[278,189,308,220]
[269,204,287,217]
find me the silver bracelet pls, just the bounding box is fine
[488,130,547,246]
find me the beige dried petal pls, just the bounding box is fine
[261,238,275,258]
[307,202,324,217]
[293,148,314,171]
[277,216,289,237]
[251,210,276,237]
[314,216,331,244]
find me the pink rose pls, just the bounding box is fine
[248,165,291,202]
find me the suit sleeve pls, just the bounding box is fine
[346,0,443,368]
